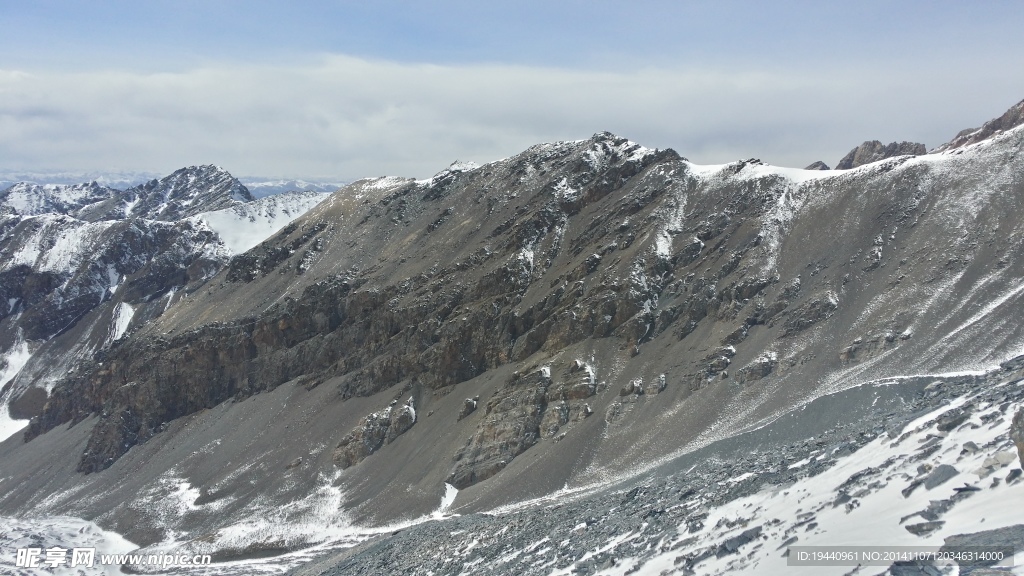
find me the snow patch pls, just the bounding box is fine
[104,302,135,347]
[191,191,327,254]
[432,483,459,520]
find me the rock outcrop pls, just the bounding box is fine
[803,161,830,170]
[934,98,1024,152]
[835,140,926,169]
[333,398,417,469]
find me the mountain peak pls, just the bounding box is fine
[124,165,252,220]
[934,98,1024,152]
[835,140,926,170]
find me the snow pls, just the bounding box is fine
[552,177,581,202]
[0,516,137,575]
[0,331,32,442]
[190,191,328,254]
[598,383,1024,576]
[944,280,1024,342]
[684,160,842,184]
[361,176,412,190]
[2,216,115,274]
[432,483,460,520]
[104,302,135,347]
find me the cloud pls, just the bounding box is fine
[1,55,1022,179]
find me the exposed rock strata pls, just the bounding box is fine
[934,98,1024,152]
[836,140,926,169]
[333,398,417,469]
[18,100,1024,494]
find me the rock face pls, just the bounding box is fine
[934,98,1024,152]
[0,166,323,438]
[21,119,1024,487]
[1012,408,1024,467]
[835,140,926,169]
[333,398,417,469]
[804,160,830,170]
[74,165,253,222]
[4,101,1024,559]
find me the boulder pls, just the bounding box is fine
[924,464,958,489]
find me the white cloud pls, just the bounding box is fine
[1,55,1022,180]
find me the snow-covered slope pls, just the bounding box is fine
[0,166,326,444]
[0,181,119,217]
[240,178,344,199]
[190,190,329,254]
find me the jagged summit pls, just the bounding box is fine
[119,164,253,221]
[835,140,926,169]
[934,97,1024,152]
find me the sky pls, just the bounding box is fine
[2,0,1024,181]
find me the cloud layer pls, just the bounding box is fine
[2,55,1022,180]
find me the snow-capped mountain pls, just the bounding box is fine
[1,100,1023,575]
[240,178,345,199]
[0,167,329,446]
[0,170,161,192]
[0,181,120,217]
[72,165,255,222]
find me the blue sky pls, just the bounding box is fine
[2,1,1024,180]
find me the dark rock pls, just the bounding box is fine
[942,524,1024,572]
[836,140,926,169]
[924,464,958,489]
[902,479,924,498]
[952,484,980,493]
[905,521,944,536]
[804,161,830,170]
[935,98,1024,152]
[1007,469,1022,483]
[715,526,761,557]
[777,535,798,550]
[333,398,417,468]
[999,353,1024,372]
[888,560,944,575]
[935,408,969,432]
[458,397,479,421]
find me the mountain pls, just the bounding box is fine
[933,97,1024,153]
[190,190,331,254]
[240,178,346,199]
[1,102,1024,575]
[834,140,926,169]
[0,167,327,447]
[0,181,121,217]
[0,170,161,192]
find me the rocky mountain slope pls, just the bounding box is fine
[0,168,328,444]
[1,100,1023,575]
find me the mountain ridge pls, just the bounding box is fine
[1,99,1023,575]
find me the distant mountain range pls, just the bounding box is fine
[0,171,345,199]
